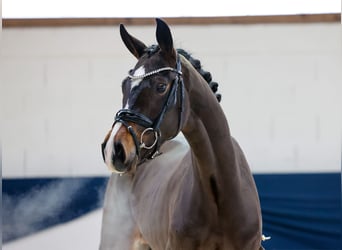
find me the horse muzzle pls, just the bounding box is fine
[101,112,163,174]
[111,141,129,172]
[101,123,138,174]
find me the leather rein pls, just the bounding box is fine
[114,55,184,160]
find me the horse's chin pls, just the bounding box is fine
[106,156,138,175]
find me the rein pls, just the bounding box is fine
[114,55,184,160]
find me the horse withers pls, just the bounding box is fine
[100,18,264,250]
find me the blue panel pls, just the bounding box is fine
[254,173,341,250]
[2,173,341,249]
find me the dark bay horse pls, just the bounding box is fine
[100,18,264,250]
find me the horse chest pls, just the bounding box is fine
[130,169,179,247]
[131,169,220,249]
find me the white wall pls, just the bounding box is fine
[1,22,341,177]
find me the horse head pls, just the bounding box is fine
[101,19,188,174]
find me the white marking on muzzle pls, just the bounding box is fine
[104,123,123,173]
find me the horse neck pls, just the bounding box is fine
[181,60,240,186]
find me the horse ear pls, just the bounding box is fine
[120,24,147,59]
[156,18,175,57]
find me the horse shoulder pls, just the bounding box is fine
[228,137,263,248]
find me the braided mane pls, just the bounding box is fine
[177,49,221,103]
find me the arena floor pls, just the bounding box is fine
[2,209,103,250]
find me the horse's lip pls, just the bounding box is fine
[112,157,131,173]
[106,146,139,175]
[107,166,126,174]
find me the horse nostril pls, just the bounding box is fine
[114,142,126,163]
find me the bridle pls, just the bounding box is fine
[113,54,184,160]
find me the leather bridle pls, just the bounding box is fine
[113,54,184,160]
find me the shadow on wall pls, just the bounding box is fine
[2,177,108,243]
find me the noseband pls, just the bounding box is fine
[114,55,184,160]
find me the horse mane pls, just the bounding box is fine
[144,45,221,103]
[176,48,221,103]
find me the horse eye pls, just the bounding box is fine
[156,83,167,93]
